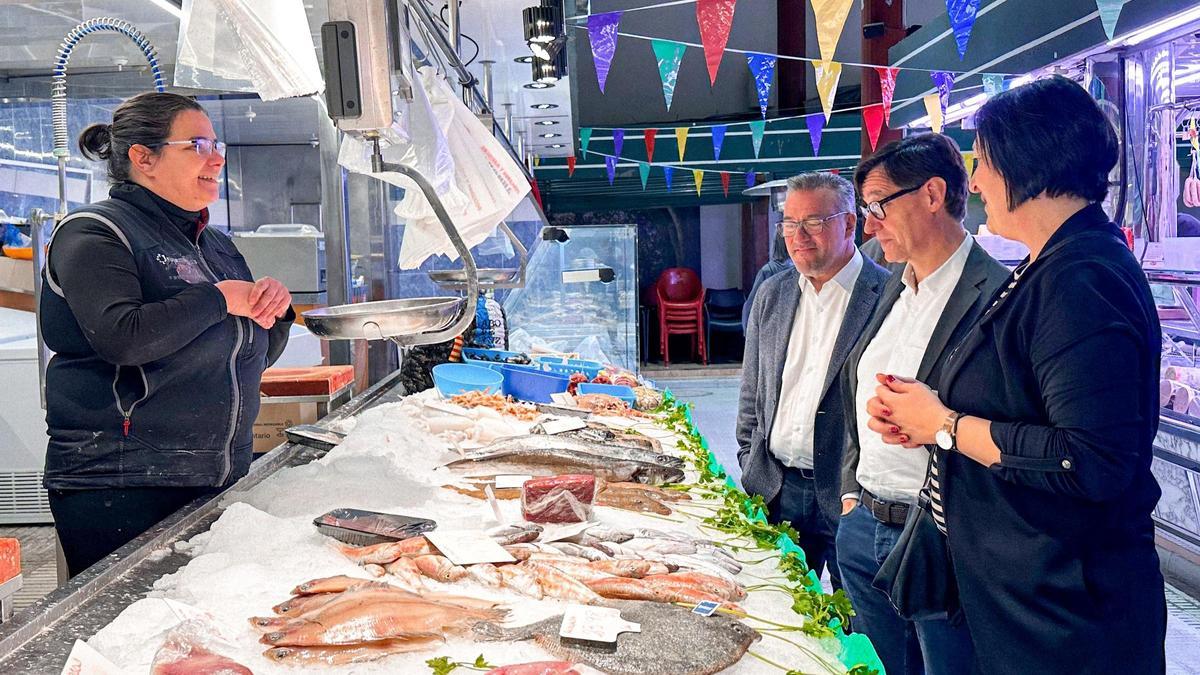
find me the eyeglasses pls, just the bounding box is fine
[779,211,852,235]
[862,184,922,220]
[147,137,227,158]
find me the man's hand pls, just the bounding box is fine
[841,498,859,516]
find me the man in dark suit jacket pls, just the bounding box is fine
[737,172,889,585]
[838,134,1009,675]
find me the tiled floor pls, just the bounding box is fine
[655,373,1200,674]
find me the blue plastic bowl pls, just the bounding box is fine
[576,382,637,406]
[496,364,570,403]
[432,363,503,397]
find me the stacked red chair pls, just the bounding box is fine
[655,267,707,365]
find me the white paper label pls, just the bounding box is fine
[559,605,641,643]
[562,269,602,284]
[539,521,596,543]
[541,417,588,435]
[426,530,516,565]
[550,392,576,406]
[483,484,505,523]
[61,640,123,675]
[494,474,534,489]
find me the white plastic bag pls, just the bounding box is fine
[339,67,531,270]
[175,0,323,100]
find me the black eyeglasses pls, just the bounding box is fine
[862,184,922,220]
[779,211,853,235]
[146,137,227,158]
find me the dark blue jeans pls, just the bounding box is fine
[836,504,975,675]
[768,467,839,586]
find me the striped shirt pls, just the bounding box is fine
[930,260,1030,535]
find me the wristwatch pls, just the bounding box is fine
[935,411,964,450]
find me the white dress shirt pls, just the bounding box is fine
[768,249,864,469]
[853,233,973,504]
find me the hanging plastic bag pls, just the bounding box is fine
[1185,150,1200,208]
[175,0,322,100]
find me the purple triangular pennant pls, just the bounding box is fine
[930,71,956,117]
[745,171,756,188]
[605,156,617,185]
[664,165,674,191]
[612,128,625,159]
[805,113,825,156]
[587,11,623,94]
[947,0,982,60]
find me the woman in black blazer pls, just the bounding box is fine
[863,75,1166,674]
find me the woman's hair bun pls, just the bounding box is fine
[78,123,113,160]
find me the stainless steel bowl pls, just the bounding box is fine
[302,297,466,340]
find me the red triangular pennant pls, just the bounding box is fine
[720,171,731,197]
[829,169,840,175]
[644,128,658,163]
[696,0,737,86]
[566,156,576,177]
[863,103,885,152]
[530,179,543,209]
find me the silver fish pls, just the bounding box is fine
[533,423,664,455]
[574,525,634,543]
[549,541,610,561]
[447,436,685,485]
[487,523,544,546]
[662,554,741,583]
[464,435,685,472]
[474,600,760,675]
[622,538,698,555]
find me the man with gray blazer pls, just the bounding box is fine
[837,134,1009,675]
[737,172,889,587]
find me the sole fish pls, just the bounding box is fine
[474,600,760,675]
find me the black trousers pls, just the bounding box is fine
[768,466,841,589]
[48,486,219,578]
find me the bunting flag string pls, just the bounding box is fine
[566,156,576,177]
[675,127,690,161]
[811,0,855,64]
[1095,0,1126,40]
[805,113,825,157]
[814,60,843,121]
[651,39,688,110]
[696,0,738,85]
[692,169,705,194]
[863,104,885,152]
[720,171,731,197]
[947,0,982,60]
[664,165,675,191]
[711,124,728,160]
[746,52,777,120]
[639,161,652,189]
[748,120,766,158]
[644,128,658,162]
[605,156,618,185]
[580,128,593,157]
[877,67,899,125]
[923,93,945,133]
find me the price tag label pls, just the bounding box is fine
[692,600,720,616]
[61,640,123,675]
[539,521,595,543]
[494,474,533,489]
[550,392,576,406]
[540,417,588,435]
[426,530,516,566]
[558,605,641,643]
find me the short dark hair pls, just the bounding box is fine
[78,92,205,184]
[854,133,968,220]
[973,74,1117,210]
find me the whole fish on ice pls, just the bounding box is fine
[445,435,685,485]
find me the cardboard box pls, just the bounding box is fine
[253,401,319,454]
[0,257,34,293]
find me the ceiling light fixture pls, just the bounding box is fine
[548,144,565,148]
[514,55,534,64]
[539,133,561,138]
[532,103,558,110]
[535,120,559,125]
[524,82,553,89]
[523,1,565,61]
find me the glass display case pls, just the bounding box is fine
[503,224,639,371]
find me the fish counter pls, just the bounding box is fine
[0,371,882,675]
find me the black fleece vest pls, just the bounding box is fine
[41,189,268,489]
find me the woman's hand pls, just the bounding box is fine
[216,280,287,329]
[248,277,292,328]
[865,374,951,449]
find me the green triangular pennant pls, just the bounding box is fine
[638,161,651,189]
[580,127,593,157]
[748,120,766,158]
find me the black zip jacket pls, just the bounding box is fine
[41,183,293,489]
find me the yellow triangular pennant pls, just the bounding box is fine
[693,169,705,195]
[961,151,976,175]
[810,0,855,63]
[676,127,690,162]
[923,93,944,133]
[813,61,843,121]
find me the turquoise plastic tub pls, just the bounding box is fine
[432,363,503,396]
